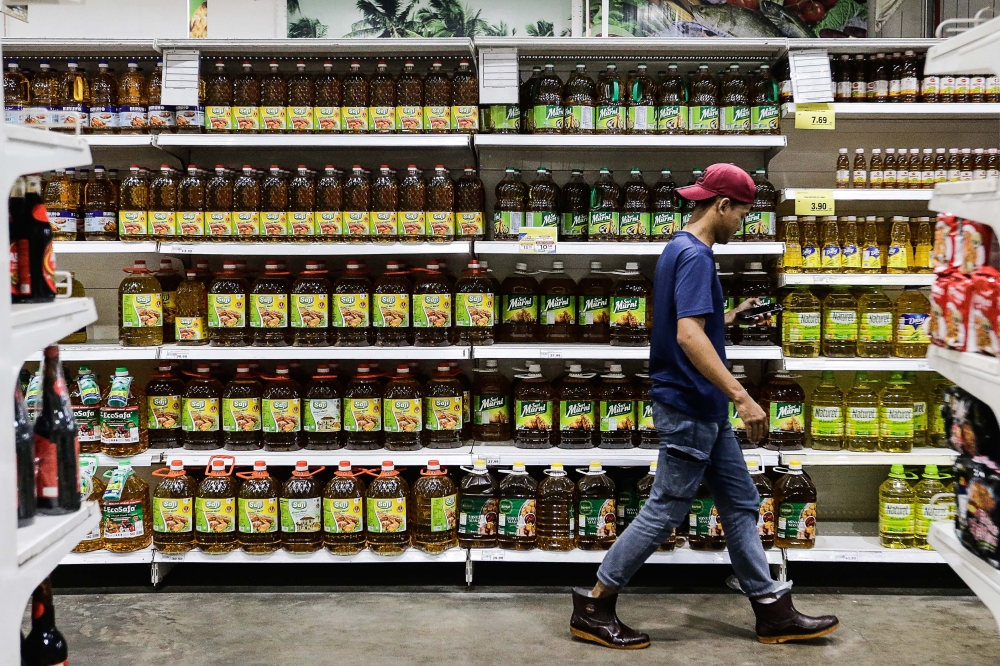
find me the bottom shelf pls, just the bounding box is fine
[929,522,1000,631]
[786,522,944,564]
[469,546,784,565]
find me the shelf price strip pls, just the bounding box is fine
[794,189,835,216]
[794,103,836,130]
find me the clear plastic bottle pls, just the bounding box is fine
[845,371,880,452]
[498,463,537,550]
[383,364,423,451]
[222,363,262,451]
[100,367,147,457]
[151,459,197,553]
[610,262,651,346]
[539,261,577,343]
[748,460,775,550]
[250,261,291,347]
[181,363,223,451]
[411,460,458,553]
[279,461,323,553]
[332,260,373,346]
[894,288,931,358]
[857,288,894,357]
[773,461,816,549]
[821,288,858,358]
[473,359,511,442]
[302,364,342,451]
[454,259,495,345]
[887,216,911,273]
[514,364,555,449]
[878,464,915,548]
[291,260,332,347]
[323,461,366,554]
[100,460,152,553]
[576,462,616,550]
[588,168,620,241]
[423,363,464,449]
[71,366,104,454]
[373,260,411,346]
[344,364,383,450]
[536,463,577,551]
[261,365,302,452]
[809,371,844,451]
[598,364,635,449]
[195,455,238,553]
[237,461,280,554]
[412,261,452,346]
[879,372,914,453]
[458,460,498,548]
[558,364,597,449]
[563,62,595,134]
[367,461,410,555]
[208,260,249,346]
[913,464,952,549]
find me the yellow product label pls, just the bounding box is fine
[291,294,329,329]
[399,211,426,238]
[262,211,289,237]
[263,398,301,433]
[332,293,369,328]
[162,291,177,324]
[344,398,381,432]
[239,497,278,533]
[457,212,483,237]
[427,211,455,238]
[196,497,235,533]
[289,211,316,237]
[182,397,220,432]
[887,245,908,270]
[147,395,180,430]
[324,497,363,533]
[801,246,821,270]
[205,105,232,131]
[794,189,835,216]
[154,497,192,533]
[250,294,288,329]
[121,293,162,328]
[286,106,313,131]
[342,106,369,132]
[370,106,396,131]
[794,103,835,130]
[396,105,423,132]
[118,210,148,236]
[314,106,341,131]
[424,105,451,131]
[372,211,398,237]
[207,211,235,237]
[367,496,406,534]
[383,397,422,433]
[317,211,343,236]
[233,106,260,131]
[451,105,479,131]
[150,211,177,237]
[208,293,245,328]
[178,211,205,237]
[345,211,371,237]
[176,316,206,341]
[234,211,260,237]
[373,293,409,328]
[425,396,462,431]
[259,105,287,131]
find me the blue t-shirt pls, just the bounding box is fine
[650,231,728,421]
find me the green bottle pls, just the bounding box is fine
[808,371,844,451]
[845,371,879,452]
[878,463,915,549]
[879,371,914,453]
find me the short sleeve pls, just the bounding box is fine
[674,249,716,319]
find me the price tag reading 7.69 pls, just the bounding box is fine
[794,103,836,130]
[794,189,835,216]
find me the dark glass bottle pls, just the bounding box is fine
[23,579,68,666]
[15,384,37,526]
[34,346,80,515]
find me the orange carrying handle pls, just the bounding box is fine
[204,454,236,477]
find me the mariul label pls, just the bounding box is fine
[515,400,552,431]
[502,294,538,325]
[769,402,804,434]
[600,400,635,432]
[474,395,509,426]
[541,294,574,326]
[688,105,719,132]
[578,295,610,326]
[611,296,645,328]
[560,400,596,431]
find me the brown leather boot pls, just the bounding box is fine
[569,588,650,649]
[751,591,839,644]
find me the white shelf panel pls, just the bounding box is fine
[929,522,1000,631]
[786,534,945,564]
[152,546,468,564]
[83,452,159,467]
[927,346,1000,417]
[779,273,935,287]
[54,241,158,254]
[475,36,787,59]
[781,188,934,203]
[11,298,97,369]
[781,102,1000,119]
[474,241,784,256]
[783,357,932,371]
[469,445,779,468]
[61,548,154,566]
[474,134,786,150]
[471,344,781,361]
[28,343,158,362]
[925,14,1000,76]
[159,344,469,361]
[469,546,783,566]
[780,448,958,466]
[929,178,1000,234]
[156,134,473,150]
[142,447,475,468]
[156,37,476,58]
[17,502,100,567]
[161,241,471,256]
[1,125,92,179]
[84,135,155,147]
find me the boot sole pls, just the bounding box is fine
[570,626,651,649]
[757,622,840,644]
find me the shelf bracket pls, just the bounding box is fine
[777,551,788,583]
[151,561,176,587]
[465,552,474,587]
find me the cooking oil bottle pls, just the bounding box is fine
[499,463,537,550]
[820,216,842,271]
[610,263,652,346]
[344,364,383,450]
[196,455,238,553]
[237,461,280,554]
[222,363,262,451]
[781,216,803,273]
[457,460,499,549]
[100,460,152,553]
[845,371,880,452]
[576,462,616,550]
[473,360,511,442]
[887,216,911,273]
[291,261,332,347]
[118,165,149,241]
[454,259,495,345]
[689,482,725,550]
[906,372,928,448]
[761,370,806,452]
[149,165,178,240]
[383,364,423,451]
[857,288,894,357]
[635,363,657,449]
[181,363,223,451]
[773,460,816,549]
[424,363,464,448]
[878,464,915,548]
[635,462,676,550]
[262,365,303,452]
[119,260,163,347]
[73,456,105,553]
[71,366,103,454]
[536,463,576,551]
[100,367,147,457]
[323,461,366,554]
[822,288,858,358]
[373,259,411,346]
[748,460,775,550]
[914,464,953,549]
[879,371,914,453]
[514,364,555,449]
[208,260,250,346]
[367,461,410,555]
[539,261,577,343]
[250,261,291,347]
[781,287,821,358]
[800,216,821,272]
[280,461,323,553]
[411,460,458,554]
[841,216,861,272]
[499,263,538,343]
[558,364,597,449]
[809,371,844,451]
[303,364,342,450]
[151,459,197,553]
[894,287,931,358]
[598,364,635,449]
[333,260,373,347]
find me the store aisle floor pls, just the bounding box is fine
[49,591,998,665]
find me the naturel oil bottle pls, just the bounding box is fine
[781,287,821,358]
[821,288,858,358]
[809,371,844,451]
[237,461,280,554]
[119,260,163,347]
[879,371,914,453]
[857,288,894,358]
[845,371,880,452]
[914,464,953,549]
[878,464,915,548]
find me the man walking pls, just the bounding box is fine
[569,163,839,648]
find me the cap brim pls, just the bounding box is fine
[676,184,717,201]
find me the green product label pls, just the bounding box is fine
[250,294,288,329]
[400,211,426,238]
[499,497,536,537]
[233,106,260,131]
[100,406,140,444]
[78,375,101,405]
[879,501,914,534]
[260,106,287,131]
[751,104,779,132]
[430,494,458,532]
[74,406,101,442]
[627,105,656,132]
[689,498,723,538]
[811,406,844,437]
[488,104,520,132]
[656,104,686,131]
[458,212,483,237]
[721,105,750,132]
[413,294,451,329]
[638,401,654,431]
[428,211,455,237]
[652,211,680,237]
[287,106,313,132]
[332,293,369,329]
[742,211,775,237]
[207,211,234,236]
[578,295,610,326]
[396,105,423,132]
[502,294,538,325]
[150,211,177,237]
[205,105,232,131]
[729,402,744,431]
[370,105,396,132]
[102,499,146,540]
[342,106,369,131]
[425,396,462,431]
[344,398,381,433]
[179,212,204,236]
[769,402,805,434]
[611,296,646,328]
[860,312,893,342]
[195,497,235,534]
[879,407,914,438]
[234,211,261,236]
[323,497,364,533]
[493,210,523,237]
[916,500,953,536]
[289,212,315,237]
[846,406,878,437]
[783,312,821,342]
[533,105,564,130]
[314,106,341,131]
[153,497,192,534]
[560,400,596,432]
[588,211,618,237]
[579,499,616,537]
[777,502,816,541]
[596,105,624,131]
[824,310,858,341]
[261,212,288,237]
[458,496,498,536]
[456,293,495,327]
[688,105,719,132]
[451,105,478,131]
[367,496,407,534]
[291,294,328,329]
[423,105,450,131]
[897,313,931,345]
[600,400,635,432]
[561,212,588,238]
[239,497,278,533]
[208,294,245,329]
[147,395,180,430]
[182,397,220,432]
[565,104,593,131]
[280,497,322,533]
[317,211,342,236]
[914,401,927,432]
[541,294,574,326]
[474,395,509,427]
[383,398,422,433]
[262,398,301,433]
[618,212,649,238]
[222,397,261,432]
[373,211,398,237]
[515,399,553,431]
[373,293,409,328]
[618,491,638,529]
[304,398,341,433]
[119,210,148,236]
[121,293,162,328]
[345,211,371,237]
[176,316,206,341]
[525,211,558,229]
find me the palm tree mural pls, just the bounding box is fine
[525,20,554,36]
[346,0,421,38]
[287,0,301,15]
[289,16,329,37]
[416,0,491,37]
[484,20,513,36]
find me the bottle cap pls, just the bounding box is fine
[788,460,802,470]
[381,461,394,471]
[515,262,528,272]
[169,460,184,471]
[746,460,759,472]
[649,461,657,472]
[276,365,289,375]
[589,462,603,473]
[254,460,267,471]
[569,364,583,373]
[889,463,907,478]
[527,363,541,373]
[473,460,487,471]
[512,462,526,472]
[924,464,939,476]
[339,461,351,472]
[625,262,639,271]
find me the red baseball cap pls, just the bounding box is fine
[676,163,755,205]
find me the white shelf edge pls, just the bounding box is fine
[161,241,471,256]
[929,178,1000,236]
[925,14,1000,76]
[780,448,958,466]
[470,344,780,361]
[783,357,933,371]
[469,444,780,468]
[473,135,786,149]
[27,343,159,362]
[61,548,155,566]
[138,447,475,467]
[929,522,1000,631]
[151,547,468,564]
[778,273,935,287]
[158,345,470,361]
[155,134,473,149]
[926,346,1000,417]
[781,188,934,203]
[17,502,100,567]
[54,241,158,254]
[2,125,92,178]
[473,241,784,256]
[786,534,945,564]
[12,298,97,369]
[781,102,1000,119]
[468,546,783,566]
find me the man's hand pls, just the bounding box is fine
[725,297,763,327]
[734,390,767,444]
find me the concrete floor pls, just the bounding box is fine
[43,591,999,666]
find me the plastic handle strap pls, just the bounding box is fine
[236,469,269,480]
[421,466,448,476]
[362,467,401,477]
[542,467,566,476]
[152,466,188,479]
[204,454,236,477]
[335,466,366,478]
[293,465,325,478]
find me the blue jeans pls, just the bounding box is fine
[597,401,777,598]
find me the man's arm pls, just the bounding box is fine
[677,316,767,443]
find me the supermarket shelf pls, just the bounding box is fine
[155,133,473,150]
[140,447,475,468]
[474,134,786,151]
[783,357,932,371]
[474,36,787,59]
[0,39,160,56]
[781,188,934,203]
[786,534,945,564]
[11,298,97,369]
[2,124,92,181]
[780,448,958,466]
[61,548,154,566]
[787,38,943,55]
[156,38,476,58]
[160,241,471,256]
[54,240,158,254]
[781,102,1000,119]
[28,343,159,362]
[778,273,935,287]
[158,344,470,361]
[471,344,781,361]
[927,346,1000,417]
[17,502,99,567]
[473,241,785,256]
[83,135,156,147]
[81,452,159,467]
[929,178,1000,231]
[468,546,784,566]
[924,14,1000,76]
[152,547,468,564]
[469,445,779,468]
[929,522,1000,631]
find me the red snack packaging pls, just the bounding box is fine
[946,272,975,350]
[933,213,958,268]
[931,269,955,347]
[959,219,999,274]
[969,267,1000,356]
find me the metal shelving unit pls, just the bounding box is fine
[473,241,785,256]
[783,357,932,371]
[778,273,935,287]
[781,188,934,203]
[781,102,1000,120]
[780,448,958,466]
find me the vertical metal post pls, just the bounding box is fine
[601,0,609,38]
[571,0,584,37]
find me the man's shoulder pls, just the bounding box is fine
[663,232,711,258]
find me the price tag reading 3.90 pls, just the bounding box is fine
[794,189,835,216]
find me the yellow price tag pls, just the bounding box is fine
[518,227,556,254]
[795,189,836,216]
[794,103,835,130]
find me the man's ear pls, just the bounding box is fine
[716,197,732,214]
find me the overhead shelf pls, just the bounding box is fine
[474,36,787,59]
[27,343,158,362]
[468,546,783,566]
[161,241,471,256]
[780,448,958,466]
[475,134,786,151]
[778,273,935,287]
[783,357,932,371]
[11,298,97,371]
[16,503,100,600]
[158,344,470,361]
[140,447,475,468]
[1,125,92,184]
[470,444,779,468]
[926,346,1000,417]
[61,549,154,566]
[54,240,157,254]
[155,38,476,58]
[781,102,1000,119]
[929,178,1000,233]
[781,188,934,203]
[473,241,785,256]
[0,38,159,56]
[924,15,1000,76]
[83,135,157,147]
[155,133,473,150]
[152,546,469,564]
[472,344,781,361]
[929,522,1000,631]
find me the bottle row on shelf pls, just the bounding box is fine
[828,50,998,104]
[834,147,999,190]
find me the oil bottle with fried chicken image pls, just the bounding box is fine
[558,364,597,449]
[237,461,280,554]
[262,365,303,452]
[195,455,238,554]
[383,364,423,451]
[424,363,464,449]
[344,364,383,450]
[222,363,263,451]
[324,461,367,554]
[181,363,223,451]
[145,363,184,449]
[367,461,411,555]
[411,460,459,554]
[152,459,197,554]
[514,364,556,449]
